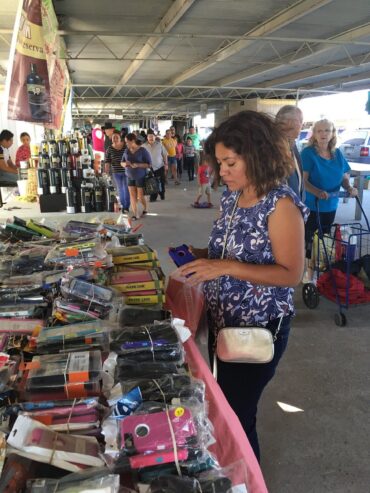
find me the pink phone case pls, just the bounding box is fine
[129,448,188,468]
[120,408,196,454]
[25,427,99,456]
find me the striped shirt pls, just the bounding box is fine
[105,145,125,174]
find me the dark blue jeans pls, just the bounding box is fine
[209,315,291,462]
[112,172,130,210]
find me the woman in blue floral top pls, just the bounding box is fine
[179,111,308,461]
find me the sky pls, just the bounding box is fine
[298,89,370,129]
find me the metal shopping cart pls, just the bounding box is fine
[302,191,370,326]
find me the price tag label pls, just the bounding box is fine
[174,407,185,417]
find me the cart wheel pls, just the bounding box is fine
[334,312,347,327]
[302,283,320,309]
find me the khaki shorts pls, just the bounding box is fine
[198,183,211,195]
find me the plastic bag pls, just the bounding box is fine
[118,303,170,327]
[7,415,104,472]
[61,277,116,308]
[28,474,121,493]
[165,272,205,335]
[111,320,184,363]
[119,374,205,405]
[36,320,111,353]
[52,297,108,323]
[24,351,102,401]
[45,237,112,269]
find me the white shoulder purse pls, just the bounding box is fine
[213,192,282,379]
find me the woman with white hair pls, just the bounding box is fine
[301,118,357,279]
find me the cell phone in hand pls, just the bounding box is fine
[168,244,196,267]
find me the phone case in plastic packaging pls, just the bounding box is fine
[111,320,184,363]
[115,360,183,381]
[52,298,110,323]
[118,401,212,462]
[44,238,111,269]
[147,474,233,493]
[61,278,116,308]
[4,397,108,421]
[0,253,45,279]
[0,304,45,319]
[136,449,219,483]
[15,397,109,434]
[61,221,105,240]
[114,400,216,473]
[36,321,110,353]
[119,374,205,405]
[24,351,102,400]
[118,303,170,327]
[27,473,121,493]
[106,229,144,247]
[7,415,104,472]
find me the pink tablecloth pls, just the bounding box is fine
[166,274,268,493]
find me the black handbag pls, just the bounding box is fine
[143,169,159,196]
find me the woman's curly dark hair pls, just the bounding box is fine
[205,111,294,196]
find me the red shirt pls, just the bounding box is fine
[198,164,210,185]
[15,144,31,167]
[92,128,105,152]
[176,142,183,159]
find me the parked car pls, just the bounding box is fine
[296,129,312,152]
[339,128,370,164]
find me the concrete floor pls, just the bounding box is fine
[0,180,369,492]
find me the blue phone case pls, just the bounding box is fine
[168,244,195,267]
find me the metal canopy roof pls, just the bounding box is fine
[1,0,370,119]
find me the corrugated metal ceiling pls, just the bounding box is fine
[1,0,370,119]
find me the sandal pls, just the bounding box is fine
[142,210,148,215]
[131,216,137,221]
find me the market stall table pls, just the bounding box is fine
[166,273,268,493]
[349,162,370,220]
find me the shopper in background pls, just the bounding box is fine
[0,130,18,184]
[120,127,129,141]
[301,118,357,281]
[170,126,176,138]
[122,133,152,220]
[105,130,130,213]
[103,122,115,153]
[15,132,31,168]
[185,125,200,150]
[184,137,196,181]
[194,155,212,207]
[175,134,183,181]
[185,125,201,171]
[178,111,308,462]
[162,129,179,185]
[275,105,305,200]
[143,131,168,202]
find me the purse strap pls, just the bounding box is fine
[215,191,283,344]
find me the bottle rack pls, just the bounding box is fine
[35,132,118,214]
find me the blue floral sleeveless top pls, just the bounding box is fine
[203,185,309,328]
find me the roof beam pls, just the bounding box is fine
[170,0,332,85]
[255,53,370,88]
[109,0,195,96]
[1,29,366,46]
[297,69,370,90]
[215,22,370,87]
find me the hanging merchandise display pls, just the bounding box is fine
[0,214,262,492]
[7,0,70,129]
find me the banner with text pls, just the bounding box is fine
[7,0,69,129]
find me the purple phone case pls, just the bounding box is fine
[168,244,195,267]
